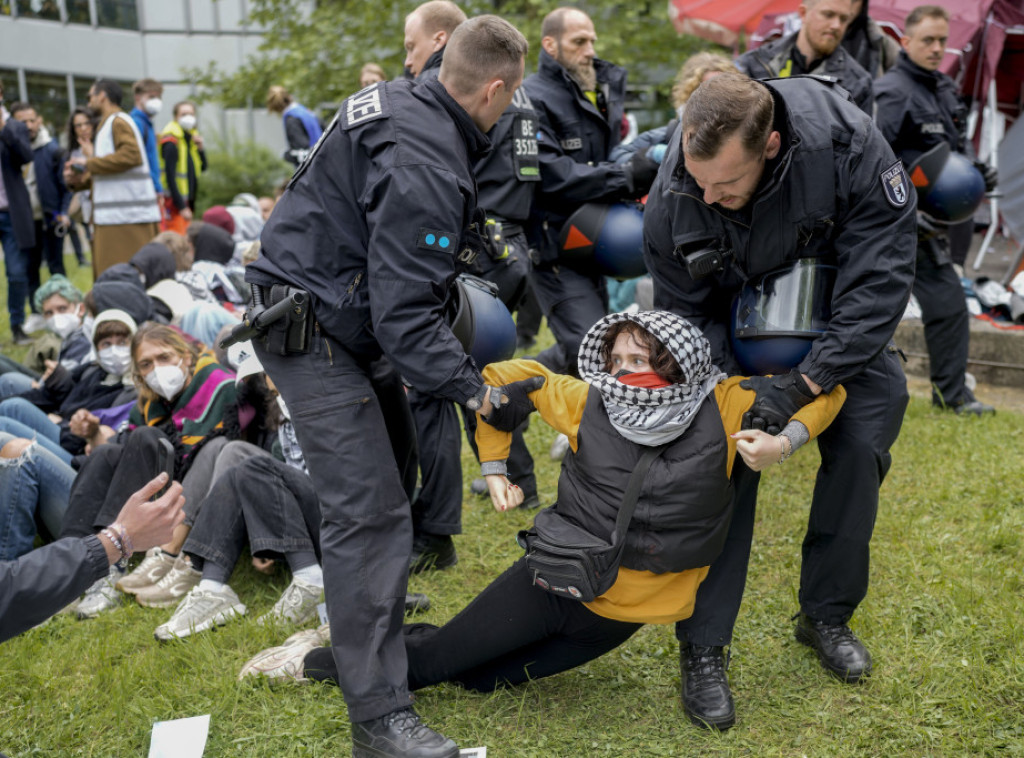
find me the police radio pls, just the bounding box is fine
[678,243,734,280]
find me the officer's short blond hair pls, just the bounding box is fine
[410,1,466,36]
[439,15,528,97]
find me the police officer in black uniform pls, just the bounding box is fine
[401,1,540,572]
[522,6,659,377]
[874,4,996,415]
[735,0,874,114]
[644,73,916,730]
[245,17,528,758]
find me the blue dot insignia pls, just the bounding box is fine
[417,228,457,253]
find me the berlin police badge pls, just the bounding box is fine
[880,161,910,209]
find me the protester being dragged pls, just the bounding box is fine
[242,312,845,699]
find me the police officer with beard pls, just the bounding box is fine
[523,6,659,377]
[736,0,874,114]
[874,4,995,415]
[246,17,528,758]
[644,73,915,730]
[400,1,539,573]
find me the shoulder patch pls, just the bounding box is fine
[417,228,457,253]
[880,161,910,209]
[343,84,389,130]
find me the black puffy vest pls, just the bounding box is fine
[553,387,733,574]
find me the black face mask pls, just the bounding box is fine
[613,369,633,379]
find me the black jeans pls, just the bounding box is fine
[254,337,418,723]
[185,455,321,573]
[914,246,972,406]
[305,558,642,692]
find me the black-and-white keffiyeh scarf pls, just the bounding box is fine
[577,310,726,446]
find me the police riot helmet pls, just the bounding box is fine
[907,143,986,223]
[731,260,836,375]
[446,274,518,368]
[558,201,647,280]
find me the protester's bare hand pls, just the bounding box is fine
[251,556,275,574]
[69,408,100,438]
[732,429,787,472]
[113,473,186,553]
[40,359,58,383]
[486,474,524,512]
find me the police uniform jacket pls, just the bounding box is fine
[247,78,489,405]
[643,78,917,393]
[874,50,965,163]
[418,46,539,225]
[735,32,875,114]
[522,50,634,263]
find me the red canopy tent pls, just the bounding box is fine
[667,0,802,48]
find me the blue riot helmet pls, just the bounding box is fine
[558,201,647,280]
[446,274,518,368]
[907,142,986,223]
[731,260,837,375]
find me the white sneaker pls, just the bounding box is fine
[154,585,247,641]
[549,433,570,461]
[116,547,176,594]
[258,577,323,625]
[135,556,201,608]
[22,313,46,333]
[76,566,122,619]
[238,624,330,683]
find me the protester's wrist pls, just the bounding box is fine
[100,522,134,568]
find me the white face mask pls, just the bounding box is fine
[98,344,132,377]
[178,114,197,131]
[276,394,291,420]
[143,97,163,117]
[47,310,82,339]
[145,358,187,400]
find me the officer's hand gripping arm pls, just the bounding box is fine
[482,375,545,432]
[739,369,817,435]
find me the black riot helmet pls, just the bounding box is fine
[558,201,647,280]
[908,142,986,223]
[731,260,836,375]
[445,274,518,368]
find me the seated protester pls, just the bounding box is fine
[0,433,77,560]
[0,276,94,400]
[0,310,138,461]
[156,229,219,304]
[57,324,239,619]
[87,280,156,330]
[188,221,245,305]
[0,473,185,643]
[241,312,846,690]
[152,453,324,640]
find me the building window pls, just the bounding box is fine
[15,0,61,20]
[24,70,71,133]
[97,0,137,30]
[66,0,91,24]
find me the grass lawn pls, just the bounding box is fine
[1,258,1023,756]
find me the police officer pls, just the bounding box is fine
[736,0,875,114]
[245,17,528,758]
[874,4,996,415]
[401,2,540,572]
[523,7,659,377]
[644,73,915,730]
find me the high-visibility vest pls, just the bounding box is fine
[92,111,161,226]
[158,120,203,203]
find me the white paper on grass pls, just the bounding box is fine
[148,714,210,758]
[460,749,487,757]
[317,601,329,626]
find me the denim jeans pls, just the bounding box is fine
[0,372,35,401]
[0,410,72,465]
[0,432,76,560]
[0,210,30,329]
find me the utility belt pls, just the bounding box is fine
[219,283,314,356]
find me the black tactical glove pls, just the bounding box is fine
[623,147,660,196]
[973,160,998,193]
[482,375,545,431]
[739,369,816,435]
[916,211,949,242]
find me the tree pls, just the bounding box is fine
[186,0,713,127]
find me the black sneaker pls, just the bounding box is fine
[10,326,33,346]
[680,644,735,730]
[794,613,872,683]
[351,707,458,758]
[409,533,458,574]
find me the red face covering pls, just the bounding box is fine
[617,371,671,389]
